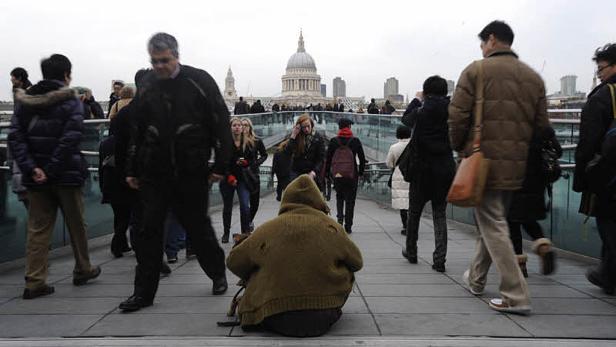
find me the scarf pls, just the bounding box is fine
[337,128,353,138]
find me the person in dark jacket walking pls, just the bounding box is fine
[241,118,268,230]
[507,127,561,277]
[401,76,456,273]
[250,100,265,114]
[9,54,101,299]
[9,67,32,208]
[367,98,379,114]
[271,140,292,201]
[285,114,325,183]
[381,100,395,114]
[324,118,366,233]
[573,43,616,296]
[120,33,231,312]
[234,96,250,115]
[108,81,124,113]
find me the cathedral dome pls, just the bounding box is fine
[286,31,316,71]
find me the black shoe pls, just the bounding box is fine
[160,262,172,276]
[167,255,178,264]
[212,277,228,295]
[401,249,417,264]
[401,229,407,236]
[22,285,55,299]
[73,266,101,286]
[119,295,153,312]
[432,263,446,273]
[345,226,352,234]
[337,218,344,225]
[586,269,615,295]
[221,231,230,244]
[186,248,196,260]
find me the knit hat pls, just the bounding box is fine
[279,174,330,215]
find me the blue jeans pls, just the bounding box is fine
[219,180,251,233]
[165,211,186,258]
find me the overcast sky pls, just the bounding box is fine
[1,0,614,102]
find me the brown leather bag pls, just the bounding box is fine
[447,61,490,207]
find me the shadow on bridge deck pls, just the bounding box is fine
[0,193,615,345]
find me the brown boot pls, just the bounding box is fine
[516,254,528,278]
[533,238,556,275]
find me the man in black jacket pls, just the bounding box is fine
[325,118,366,233]
[108,81,124,113]
[574,43,616,296]
[119,32,232,312]
[234,96,250,115]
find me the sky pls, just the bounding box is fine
[1,0,614,102]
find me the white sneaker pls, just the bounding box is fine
[463,270,484,295]
[489,298,531,315]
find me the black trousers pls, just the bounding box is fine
[400,209,408,230]
[249,180,260,223]
[406,186,448,265]
[507,221,545,255]
[110,200,133,253]
[260,308,342,337]
[334,178,358,228]
[133,177,226,301]
[596,217,616,289]
[275,175,291,201]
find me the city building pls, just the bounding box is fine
[320,84,327,97]
[333,77,346,98]
[383,77,398,99]
[447,80,455,96]
[224,67,237,100]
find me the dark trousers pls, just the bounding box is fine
[507,221,545,255]
[260,308,342,337]
[133,177,225,301]
[596,217,616,289]
[275,175,291,201]
[400,209,408,230]
[110,200,132,253]
[334,178,358,228]
[249,181,260,223]
[406,187,448,265]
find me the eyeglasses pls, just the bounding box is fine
[150,57,172,66]
[596,64,613,76]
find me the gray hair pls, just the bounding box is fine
[147,32,179,58]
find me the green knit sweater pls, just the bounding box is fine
[226,175,363,326]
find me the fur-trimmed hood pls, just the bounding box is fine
[14,81,77,109]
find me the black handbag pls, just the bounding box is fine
[241,167,260,194]
[396,126,419,183]
[540,134,562,184]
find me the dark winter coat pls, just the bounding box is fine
[109,93,121,113]
[83,97,104,119]
[272,149,292,179]
[573,74,616,217]
[324,135,366,178]
[126,65,232,180]
[227,139,259,182]
[9,80,88,187]
[250,102,265,114]
[508,127,562,222]
[285,132,325,176]
[402,96,456,201]
[367,102,379,114]
[250,138,268,175]
[234,100,250,115]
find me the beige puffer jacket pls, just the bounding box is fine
[448,49,550,190]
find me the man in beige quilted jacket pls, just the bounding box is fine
[448,20,550,315]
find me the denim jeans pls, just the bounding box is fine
[165,212,186,258]
[219,180,251,233]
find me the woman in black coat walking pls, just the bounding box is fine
[400,76,456,273]
[508,127,562,277]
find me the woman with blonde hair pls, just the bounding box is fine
[284,114,325,183]
[219,117,258,243]
[241,118,268,230]
[108,86,135,119]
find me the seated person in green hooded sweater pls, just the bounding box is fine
[226,174,363,337]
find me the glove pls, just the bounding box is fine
[227,175,238,186]
[237,159,249,167]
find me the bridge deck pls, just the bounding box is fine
[0,194,614,345]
